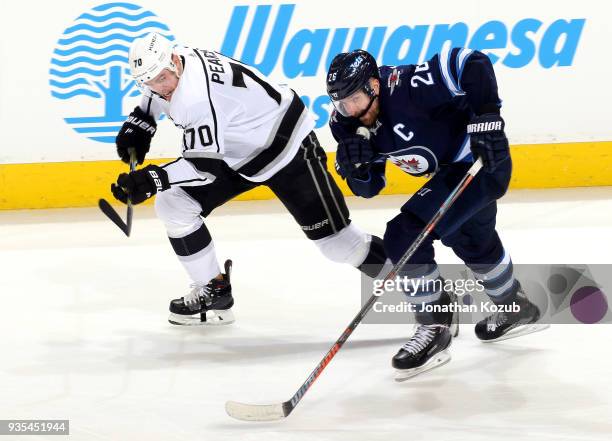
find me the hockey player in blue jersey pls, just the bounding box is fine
[326,48,548,379]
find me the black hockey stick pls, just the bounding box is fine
[225,157,484,422]
[98,148,137,237]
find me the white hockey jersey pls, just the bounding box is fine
[139,46,316,187]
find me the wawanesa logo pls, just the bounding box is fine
[221,4,585,77]
[49,2,175,143]
[221,4,585,128]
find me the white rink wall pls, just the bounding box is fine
[1,0,610,164]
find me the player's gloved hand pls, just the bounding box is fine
[467,113,509,173]
[335,135,376,179]
[111,165,169,205]
[116,106,157,165]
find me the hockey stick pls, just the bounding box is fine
[98,148,137,237]
[225,157,484,422]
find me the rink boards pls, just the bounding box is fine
[1,1,612,209]
[2,141,612,210]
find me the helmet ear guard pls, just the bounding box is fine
[129,32,177,86]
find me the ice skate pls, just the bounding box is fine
[475,287,549,342]
[168,260,235,326]
[393,324,454,381]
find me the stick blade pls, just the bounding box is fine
[225,401,286,422]
[98,198,129,236]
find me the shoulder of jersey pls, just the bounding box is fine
[167,74,201,124]
[379,65,413,98]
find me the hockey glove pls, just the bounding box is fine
[111,165,170,205]
[467,113,509,173]
[335,135,376,179]
[116,106,157,165]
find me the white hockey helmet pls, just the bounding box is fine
[129,32,177,85]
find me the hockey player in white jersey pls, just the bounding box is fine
[110,33,387,325]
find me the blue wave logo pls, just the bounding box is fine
[49,2,175,143]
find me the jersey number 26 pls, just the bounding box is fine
[411,62,434,88]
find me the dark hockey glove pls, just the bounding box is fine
[467,113,509,173]
[111,165,169,205]
[335,135,376,179]
[116,106,157,165]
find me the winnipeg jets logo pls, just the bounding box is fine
[389,153,430,176]
[350,55,365,69]
[401,158,420,172]
[387,146,438,177]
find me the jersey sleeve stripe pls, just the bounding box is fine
[170,178,210,185]
[193,49,221,153]
[449,48,461,85]
[235,91,306,177]
[183,151,224,159]
[456,48,474,88]
[160,158,182,168]
[438,46,464,97]
[452,134,473,163]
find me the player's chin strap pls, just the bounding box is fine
[355,93,378,120]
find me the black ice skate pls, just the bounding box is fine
[168,260,235,326]
[392,322,456,382]
[392,289,459,381]
[475,287,549,342]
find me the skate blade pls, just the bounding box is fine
[481,324,550,343]
[168,309,235,326]
[394,350,451,382]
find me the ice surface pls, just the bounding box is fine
[1,189,611,440]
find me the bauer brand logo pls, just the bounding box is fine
[127,115,156,134]
[220,3,585,128]
[148,170,163,192]
[301,219,330,231]
[49,2,175,144]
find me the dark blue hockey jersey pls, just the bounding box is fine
[329,47,502,198]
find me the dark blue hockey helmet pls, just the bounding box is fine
[326,50,379,101]
[327,50,379,117]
